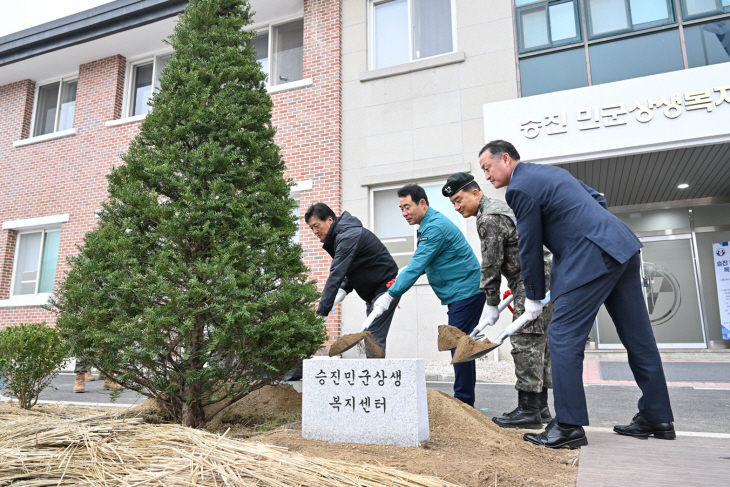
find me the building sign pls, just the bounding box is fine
[712,242,730,340]
[483,62,730,164]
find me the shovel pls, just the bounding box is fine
[451,292,551,364]
[328,309,384,357]
[437,294,514,352]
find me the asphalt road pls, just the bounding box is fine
[4,375,729,434]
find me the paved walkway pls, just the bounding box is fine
[577,429,730,487]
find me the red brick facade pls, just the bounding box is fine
[0,0,342,351]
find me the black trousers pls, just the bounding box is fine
[549,251,674,426]
[448,292,486,407]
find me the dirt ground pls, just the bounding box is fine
[132,384,579,487]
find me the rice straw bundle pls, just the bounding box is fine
[0,404,456,486]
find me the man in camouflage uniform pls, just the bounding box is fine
[443,172,553,429]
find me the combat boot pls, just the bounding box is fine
[492,391,542,429]
[73,372,86,393]
[539,387,553,423]
[84,371,96,381]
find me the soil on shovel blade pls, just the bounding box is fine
[451,335,499,364]
[246,387,579,487]
[329,331,384,357]
[437,324,466,351]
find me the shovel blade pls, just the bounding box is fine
[328,331,384,358]
[450,335,501,364]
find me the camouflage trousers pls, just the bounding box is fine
[510,329,552,393]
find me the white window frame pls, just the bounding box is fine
[122,48,175,119]
[369,181,468,265]
[248,14,311,92]
[367,0,458,70]
[29,74,79,138]
[8,227,62,299]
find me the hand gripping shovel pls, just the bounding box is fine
[451,292,551,364]
[437,294,515,352]
[328,309,384,357]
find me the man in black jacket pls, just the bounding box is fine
[305,202,399,358]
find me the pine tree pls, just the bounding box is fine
[52,0,326,428]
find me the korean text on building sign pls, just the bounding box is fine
[521,85,730,139]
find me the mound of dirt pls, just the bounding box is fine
[437,324,465,351]
[252,388,579,487]
[451,335,499,364]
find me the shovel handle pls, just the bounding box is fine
[493,292,551,344]
[358,309,379,332]
[469,294,515,339]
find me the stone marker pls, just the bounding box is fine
[302,358,429,447]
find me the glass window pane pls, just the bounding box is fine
[374,0,409,69]
[588,0,630,36]
[412,0,453,60]
[549,2,578,42]
[589,30,683,85]
[614,208,690,233]
[515,0,534,4]
[424,185,462,229]
[57,80,76,132]
[132,62,153,116]
[13,232,42,296]
[629,0,670,26]
[685,19,730,68]
[291,204,300,245]
[520,6,549,50]
[374,188,414,269]
[33,82,60,136]
[154,54,172,91]
[692,203,730,227]
[273,19,303,85]
[252,33,270,78]
[684,0,720,17]
[38,231,60,293]
[520,48,588,96]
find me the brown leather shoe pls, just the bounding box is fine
[73,372,86,393]
[103,379,122,391]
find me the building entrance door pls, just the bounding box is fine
[595,235,706,348]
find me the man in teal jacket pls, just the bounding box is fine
[371,184,484,406]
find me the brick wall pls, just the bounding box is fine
[0,0,342,351]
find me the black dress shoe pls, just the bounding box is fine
[523,419,588,449]
[613,413,676,440]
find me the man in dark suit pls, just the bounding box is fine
[479,140,675,449]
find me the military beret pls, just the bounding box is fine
[442,172,475,197]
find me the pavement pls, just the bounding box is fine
[3,359,730,486]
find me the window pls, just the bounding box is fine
[589,30,684,84]
[517,1,582,53]
[587,0,674,37]
[251,19,304,86]
[371,182,465,269]
[371,0,455,69]
[32,78,77,137]
[11,230,61,296]
[682,0,730,20]
[685,19,730,67]
[520,48,588,96]
[515,0,730,96]
[127,53,171,117]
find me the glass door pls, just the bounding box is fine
[596,234,706,348]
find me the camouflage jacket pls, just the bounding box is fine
[476,195,553,334]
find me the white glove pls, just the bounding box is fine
[523,298,545,322]
[371,293,394,320]
[478,304,500,328]
[332,288,348,310]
